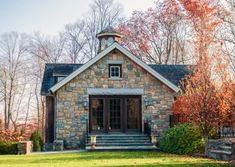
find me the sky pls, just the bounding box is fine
[0,0,154,36]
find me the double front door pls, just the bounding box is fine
[89,95,141,133]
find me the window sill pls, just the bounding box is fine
[108,77,123,81]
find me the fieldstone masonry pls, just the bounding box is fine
[55,50,175,149]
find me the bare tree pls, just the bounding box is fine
[63,20,87,63]
[0,32,29,130]
[62,0,124,61]
[218,0,235,72]
[30,33,66,63]
[28,34,50,136]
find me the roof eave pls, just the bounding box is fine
[50,42,180,93]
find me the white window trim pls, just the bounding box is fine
[109,65,121,78]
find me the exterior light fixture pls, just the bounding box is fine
[83,100,88,110]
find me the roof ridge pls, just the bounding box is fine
[148,64,192,66]
[46,63,84,65]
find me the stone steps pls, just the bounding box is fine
[209,149,233,161]
[87,140,150,143]
[208,140,234,161]
[86,143,152,146]
[86,145,155,150]
[86,133,154,150]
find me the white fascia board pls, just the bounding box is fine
[115,44,179,92]
[50,43,117,93]
[50,42,179,93]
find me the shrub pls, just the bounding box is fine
[0,130,22,142]
[30,130,43,151]
[160,123,204,154]
[0,141,18,154]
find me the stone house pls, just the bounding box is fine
[41,28,189,150]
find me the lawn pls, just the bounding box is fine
[0,151,232,167]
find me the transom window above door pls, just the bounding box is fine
[109,64,122,78]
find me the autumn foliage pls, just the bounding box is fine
[0,120,39,142]
[119,0,188,64]
[0,130,22,142]
[171,0,234,155]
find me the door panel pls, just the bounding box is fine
[90,98,104,132]
[109,98,122,131]
[89,95,141,133]
[126,98,140,130]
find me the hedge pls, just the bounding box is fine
[160,123,204,154]
[0,141,18,154]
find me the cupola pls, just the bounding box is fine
[96,27,122,53]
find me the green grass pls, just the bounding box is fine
[0,151,232,167]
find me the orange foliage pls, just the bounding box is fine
[173,1,233,141]
[177,0,228,60]
[0,130,23,142]
[0,119,39,142]
[118,0,184,63]
[17,122,39,140]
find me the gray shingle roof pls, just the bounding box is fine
[148,65,191,86]
[41,63,83,95]
[41,63,190,95]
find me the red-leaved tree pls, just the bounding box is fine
[119,0,192,64]
[174,0,230,155]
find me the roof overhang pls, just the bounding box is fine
[96,32,122,38]
[50,42,180,93]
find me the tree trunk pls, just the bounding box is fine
[41,96,45,141]
[4,83,8,130]
[204,134,209,156]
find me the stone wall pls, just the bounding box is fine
[208,139,235,161]
[55,50,175,149]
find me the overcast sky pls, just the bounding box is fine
[0,0,154,36]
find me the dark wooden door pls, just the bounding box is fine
[89,95,141,133]
[125,97,141,132]
[89,98,105,132]
[108,98,122,132]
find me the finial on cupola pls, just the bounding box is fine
[96,26,122,53]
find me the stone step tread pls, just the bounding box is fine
[87,137,150,140]
[87,140,151,143]
[210,149,232,155]
[87,137,149,139]
[86,145,156,150]
[219,145,232,150]
[87,138,150,140]
[86,143,152,146]
[88,134,149,137]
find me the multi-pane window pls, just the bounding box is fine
[91,99,104,131]
[109,64,121,78]
[109,99,121,130]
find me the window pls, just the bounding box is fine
[107,37,114,46]
[57,76,65,82]
[101,38,106,50]
[109,64,122,78]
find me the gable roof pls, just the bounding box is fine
[49,42,181,93]
[41,63,190,95]
[41,63,83,96]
